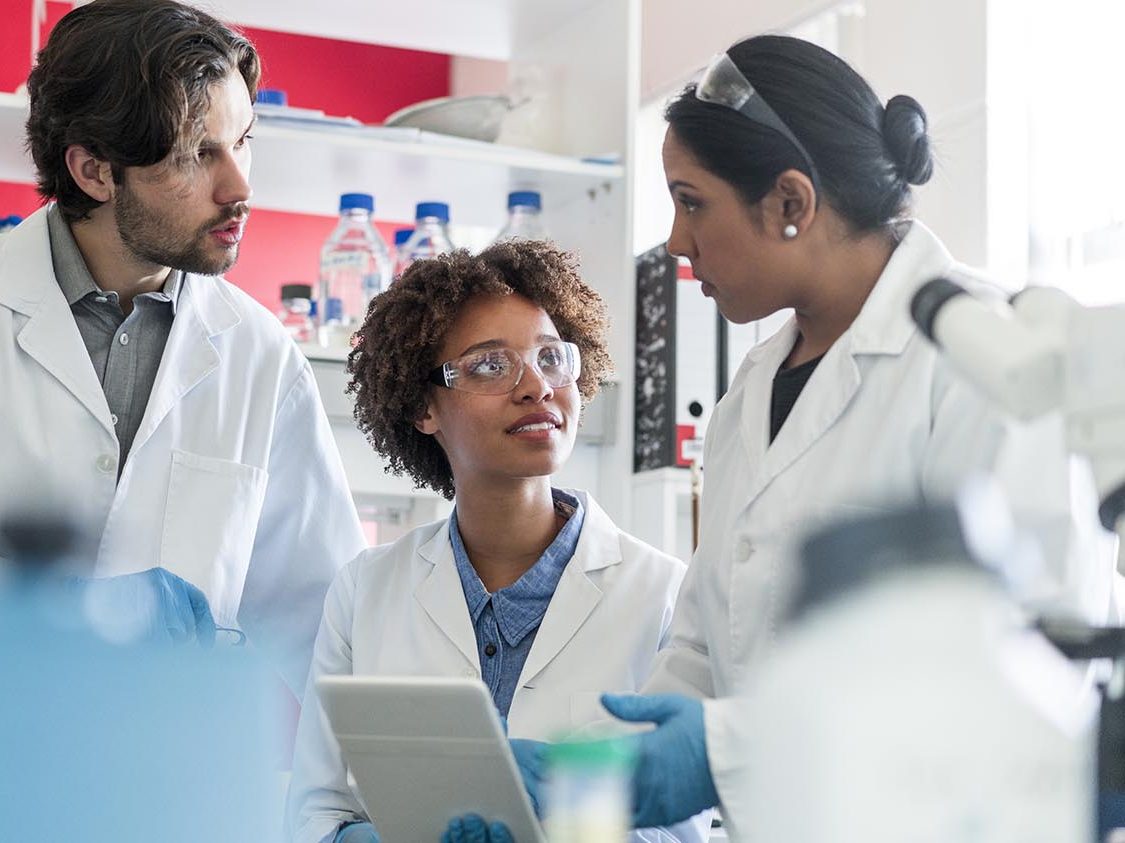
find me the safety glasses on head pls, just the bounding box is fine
[695,51,822,197]
[429,341,582,396]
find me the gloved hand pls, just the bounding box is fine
[77,568,216,647]
[334,820,379,842]
[600,693,720,829]
[509,738,548,818]
[442,813,514,843]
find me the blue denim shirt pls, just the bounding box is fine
[449,489,585,718]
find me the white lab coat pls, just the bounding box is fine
[641,221,1117,841]
[0,207,366,692]
[287,490,708,843]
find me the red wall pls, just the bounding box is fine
[0,0,34,93]
[244,26,450,126]
[1,5,451,311]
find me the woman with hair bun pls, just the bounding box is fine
[506,34,1114,843]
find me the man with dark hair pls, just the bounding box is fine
[0,0,365,692]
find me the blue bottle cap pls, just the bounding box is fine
[415,202,449,223]
[255,89,288,106]
[325,297,344,322]
[340,193,375,213]
[507,191,541,210]
[1,215,22,227]
[393,228,414,247]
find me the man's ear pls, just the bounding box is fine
[64,145,116,204]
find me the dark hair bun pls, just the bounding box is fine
[882,94,933,186]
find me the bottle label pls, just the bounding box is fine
[321,251,369,271]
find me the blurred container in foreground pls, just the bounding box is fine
[544,737,634,843]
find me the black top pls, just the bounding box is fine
[769,353,824,442]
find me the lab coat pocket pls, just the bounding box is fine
[160,449,268,625]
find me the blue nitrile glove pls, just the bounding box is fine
[77,568,216,647]
[442,813,515,843]
[600,693,720,829]
[509,738,548,818]
[334,820,379,842]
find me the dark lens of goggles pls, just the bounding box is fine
[694,52,821,196]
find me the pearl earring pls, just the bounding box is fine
[783,224,798,240]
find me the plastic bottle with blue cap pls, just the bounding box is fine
[317,193,391,348]
[0,215,23,240]
[398,202,455,273]
[492,191,547,244]
[254,89,288,107]
[391,227,414,279]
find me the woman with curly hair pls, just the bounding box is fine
[286,239,707,843]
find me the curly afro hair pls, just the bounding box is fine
[346,239,613,500]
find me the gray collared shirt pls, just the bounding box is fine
[47,205,183,477]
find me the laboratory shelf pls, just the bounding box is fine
[0,93,622,227]
[0,0,642,530]
[248,114,623,224]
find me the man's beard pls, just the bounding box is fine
[114,180,249,276]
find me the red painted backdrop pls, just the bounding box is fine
[0,3,451,311]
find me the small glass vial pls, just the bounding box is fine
[277,283,315,343]
[544,738,634,843]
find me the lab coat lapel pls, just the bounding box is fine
[129,275,236,455]
[415,527,483,670]
[15,283,115,433]
[737,320,798,503]
[1,209,113,433]
[735,220,953,503]
[515,493,617,689]
[757,339,862,485]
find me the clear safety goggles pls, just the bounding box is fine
[696,52,822,194]
[429,341,582,396]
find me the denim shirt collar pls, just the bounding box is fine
[450,488,585,647]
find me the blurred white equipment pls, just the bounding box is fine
[737,507,1096,843]
[912,279,1125,546]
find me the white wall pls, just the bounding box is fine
[638,0,1017,276]
[640,0,844,100]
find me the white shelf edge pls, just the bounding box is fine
[254,116,624,181]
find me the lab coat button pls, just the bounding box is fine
[735,539,753,561]
[462,667,477,678]
[96,454,117,474]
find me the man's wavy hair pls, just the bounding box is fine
[26,0,260,222]
[347,240,613,500]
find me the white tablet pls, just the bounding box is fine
[317,675,547,843]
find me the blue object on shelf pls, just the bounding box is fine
[255,89,288,107]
